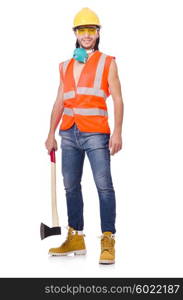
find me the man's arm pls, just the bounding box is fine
[45,79,64,154]
[48,80,64,135]
[108,59,124,155]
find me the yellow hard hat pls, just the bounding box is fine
[73,7,101,29]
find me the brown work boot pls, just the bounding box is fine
[48,226,86,256]
[99,231,115,264]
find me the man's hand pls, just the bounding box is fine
[45,133,58,155]
[108,59,124,154]
[109,132,122,155]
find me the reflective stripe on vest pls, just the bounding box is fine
[94,54,107,89]
[77,87,107,99]
[63,53,107,101]
[63,88,107,101]
[63,91,75,100]
[63,59,71,75]
[64,107,108,117]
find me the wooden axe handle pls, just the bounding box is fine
[50,149,59,227]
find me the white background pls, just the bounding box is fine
[0,0,183,277]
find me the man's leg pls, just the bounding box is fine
[48,127,86,256]
[61,136,85,231]
[85,134,116,234]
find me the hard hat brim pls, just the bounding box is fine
[73,24,101,31]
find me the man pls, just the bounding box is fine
[45,7,124,264]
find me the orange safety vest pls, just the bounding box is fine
[58,50,115,133]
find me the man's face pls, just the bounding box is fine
[74,25,99,49]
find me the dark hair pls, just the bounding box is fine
[74,25,100,50]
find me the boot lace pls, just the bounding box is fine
[99,234,115,253]
[62,226,85,247]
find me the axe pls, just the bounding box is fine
[40,149,61,239]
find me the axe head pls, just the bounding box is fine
[40,222,61,240]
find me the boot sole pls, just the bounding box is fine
[48,249,87,256]
[99,259,115,264]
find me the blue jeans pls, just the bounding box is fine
[59,123,116,233]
